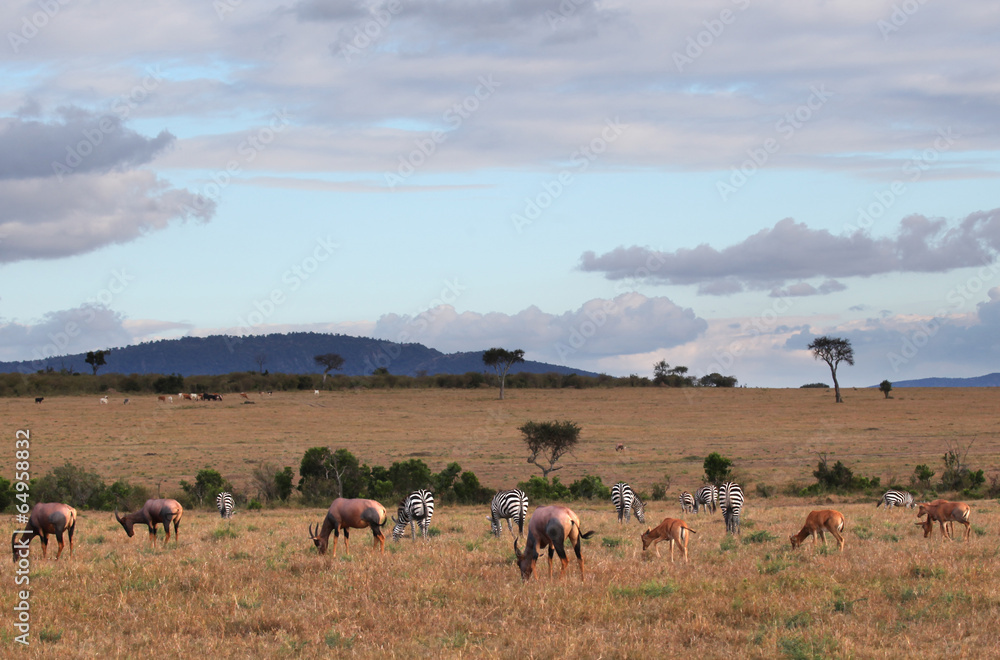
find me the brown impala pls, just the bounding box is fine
[514,505,595,581]
[641,517,697,562]
[11,503,77,561]
[309,498,388,555]
[789,509,846,552]
[115,499,184,547]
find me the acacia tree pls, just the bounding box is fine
[482,347,525,400]
[314,353,345,383]
[520,420,581,478]
[254,353,267,375]
[807,336,854,403]
[85,349,109,376]
[879,380,893,399]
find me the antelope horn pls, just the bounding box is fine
[308,523,316,539]
[514,537,523,560]
[114,509,123,523]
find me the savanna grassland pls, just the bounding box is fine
[2,387,1000,658]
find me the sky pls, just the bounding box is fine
[1,0,999,387]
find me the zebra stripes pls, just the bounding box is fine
[611,482,646,524]
[694,485,717,514]
[216,492,235,519]
[877,489,915,509]
[719,482,744,535]
[392,489,435,541]
[679,491,695,513]
[488,489,528,538]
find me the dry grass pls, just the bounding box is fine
[2,387,1000,657]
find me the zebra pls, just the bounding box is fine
[877,489,915,509]
[679,491,695,514]
[392,489,435,541]
[487,489,529,538]
[611,482,646,524]
[694,485,717,514]
[216,492,235,519]
[719,482,744,535]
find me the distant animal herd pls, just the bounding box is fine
[11,483,976,581]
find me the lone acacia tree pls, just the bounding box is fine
[520,420,581,478]
[808,336,854,403]
[482,347,525,400]
[314,353,345,383]
[84,349,109,376]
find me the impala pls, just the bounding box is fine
[641,517,697,563]
[789,509,846,552]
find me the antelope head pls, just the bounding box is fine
[640,528,653,551]
[309,523,327,554]
[114,509,135,537]
[789,534,803,549]
[514,537,535,581]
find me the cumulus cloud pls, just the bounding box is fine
[0,170,213,263]
[0,305,133,363]
[369,293,708,361]
[769,280,846,298]
[581,211,1000,295]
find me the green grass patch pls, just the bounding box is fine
[853,525,873,540]
[602,537,623,549]
[325,630,355,649]
[719,536,738,552]
[909,565,945,579]
[743,530,776,545]
[39,628,62,643]
[213,526,239,540]
[778,634,839,659]
[609,580,677,599]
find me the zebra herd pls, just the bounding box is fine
[677,483,745,534]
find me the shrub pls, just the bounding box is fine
[704,452,733,485]
[517,475,572,502]
[569,474,611,500]
[179,468,233,508]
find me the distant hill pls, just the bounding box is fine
[0,332,599,378]
[881,373,1000,388]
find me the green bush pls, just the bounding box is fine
[517,475,572,502]
[179,468,233,508]
[569,474,612,500]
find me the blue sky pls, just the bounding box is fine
[1,0,999,386]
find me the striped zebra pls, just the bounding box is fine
[487,489,529,538]
[679,491,695,514]
[719,482,744,535]
[694,485,717,514]
[611,482,646,524]
[216,492,235,519]
[877,489,915,509]
[391,489,435,541]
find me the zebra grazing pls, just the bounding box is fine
[877,489,915,509]
[694,485,717,514]
[611,482,646,524]
[487,489,529,538]
[719,482,744,535]
[679,491,695,514]
[216,492,235,519]
[392,489,435,541]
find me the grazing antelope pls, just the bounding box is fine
[115,499,183,547]
[99,396,109,404]
[789,509,846,552]
[641,517,697,562]
[309,498,387,555]
[513,505,595,581]
[239,392,249,400]
[917,500,971,542]
[11,503,77,561]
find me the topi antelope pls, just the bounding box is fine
[514,505,595,581]
[309,498,388,555]
[115,499,183,547]
[12,503,77,561]
[789,509,846,552]
[641,517,697,562]
[917,500,971,542]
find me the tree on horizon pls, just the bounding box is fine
[314,353,345,383]
[482,347,525,400]
[808,336,854,403]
